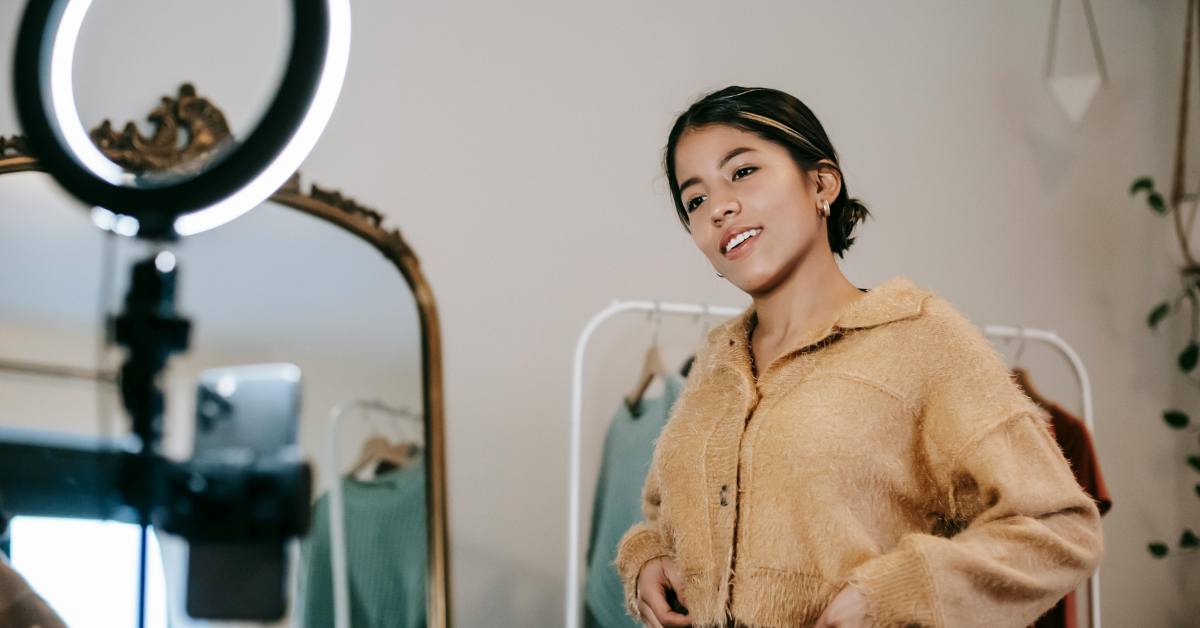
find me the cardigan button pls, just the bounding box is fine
[720,485,728,506]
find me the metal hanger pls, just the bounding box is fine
[1009,328,1053,412]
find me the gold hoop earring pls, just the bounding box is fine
[716,271,724,278]
[821,200,831,217]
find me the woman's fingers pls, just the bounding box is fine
[663,560,689,610]
[643,584,690,627]
[638,600,665,628]
[637,557,691,628]
[658,610,692,628]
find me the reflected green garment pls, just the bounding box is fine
[301,460,426,628]
[585,376,683,628]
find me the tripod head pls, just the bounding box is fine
[114,252,190,455]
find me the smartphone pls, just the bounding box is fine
[192,363,302,462]
[186,363,302,620]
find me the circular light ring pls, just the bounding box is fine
[14,0,351,239]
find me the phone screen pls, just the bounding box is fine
[186,363,301,620]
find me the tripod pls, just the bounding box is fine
[112,251,190,628]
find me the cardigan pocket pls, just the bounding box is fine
[737,373,923,580]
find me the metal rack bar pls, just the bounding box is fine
[327,397,423,628]
[566,300,743,628]
[982,325,1099,628]
[0,358,115,383]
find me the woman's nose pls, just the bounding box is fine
[709,193,739,225]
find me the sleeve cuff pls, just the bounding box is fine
[615,523,671,618]
[847,539,941,628]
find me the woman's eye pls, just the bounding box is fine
[686,195,706,213]
[733,166,756,180]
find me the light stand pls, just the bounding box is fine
[5,0,352,621]
[112,252,190,628]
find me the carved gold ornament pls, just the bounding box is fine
[88,83,233,174]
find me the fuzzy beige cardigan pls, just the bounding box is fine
[615,277,1103,628]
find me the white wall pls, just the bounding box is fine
[1,1,1195,626]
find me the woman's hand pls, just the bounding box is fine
[814,584,874,628]
[635,557,691,628]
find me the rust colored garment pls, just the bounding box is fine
[1046,404,1112,516]
[1032,404,1112,628]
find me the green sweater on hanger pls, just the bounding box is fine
[301,459,427,628]
[585,375,684,628]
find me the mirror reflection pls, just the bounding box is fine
[0,170,428,627]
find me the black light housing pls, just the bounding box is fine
[13,0,351,240]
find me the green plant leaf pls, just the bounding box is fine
[1182,529,1200,549]
[1131,177,1155,195]
[1179,343,1200,372]
[1149,302,1172,328]
[1188,455,1200,474]
[1149,192,1167,214]
[1164,410,1190,429]
[1149,542,1169,558]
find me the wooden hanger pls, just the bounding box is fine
[678,307,710,379]
[625,344,670,416]
[348,434,417,478]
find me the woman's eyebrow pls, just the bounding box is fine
[679,147,758,194]
[718,146,755,168]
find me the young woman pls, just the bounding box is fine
[615,87,1103,628]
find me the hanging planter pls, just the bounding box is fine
[1134,0,1200,560]
[1044,0,1107,124]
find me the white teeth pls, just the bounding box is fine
[725,229,761,253]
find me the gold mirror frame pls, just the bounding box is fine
[0,85,451,628]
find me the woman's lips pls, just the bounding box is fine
[723,228,761,260]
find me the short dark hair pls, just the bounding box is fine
[664,86,869,257]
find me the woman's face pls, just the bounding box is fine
[675,124,832,296]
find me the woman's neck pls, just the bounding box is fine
[749,248,863,373]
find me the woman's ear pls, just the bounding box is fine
[812,160,843,204]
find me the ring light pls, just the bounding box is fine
[14,0,351,239]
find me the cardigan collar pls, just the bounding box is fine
[835,276,929,330]
[715,277,930,369]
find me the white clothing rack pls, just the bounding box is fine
[327,398,423,628]
[565,303,1101,628]
[981,325,1099,628]
[566,300,744,628]
[982,325,1094,432]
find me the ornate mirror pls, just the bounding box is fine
[0,86,449,628]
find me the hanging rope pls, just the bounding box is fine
[1172,0,1199,269]
[1044,0,1108,81]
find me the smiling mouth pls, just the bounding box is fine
[724,228,761,254]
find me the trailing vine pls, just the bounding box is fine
[1135,0,1200,560]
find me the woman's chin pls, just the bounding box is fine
[727,268,786,296]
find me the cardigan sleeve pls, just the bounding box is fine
[847,302,1104,628]
[615,450,672,619]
